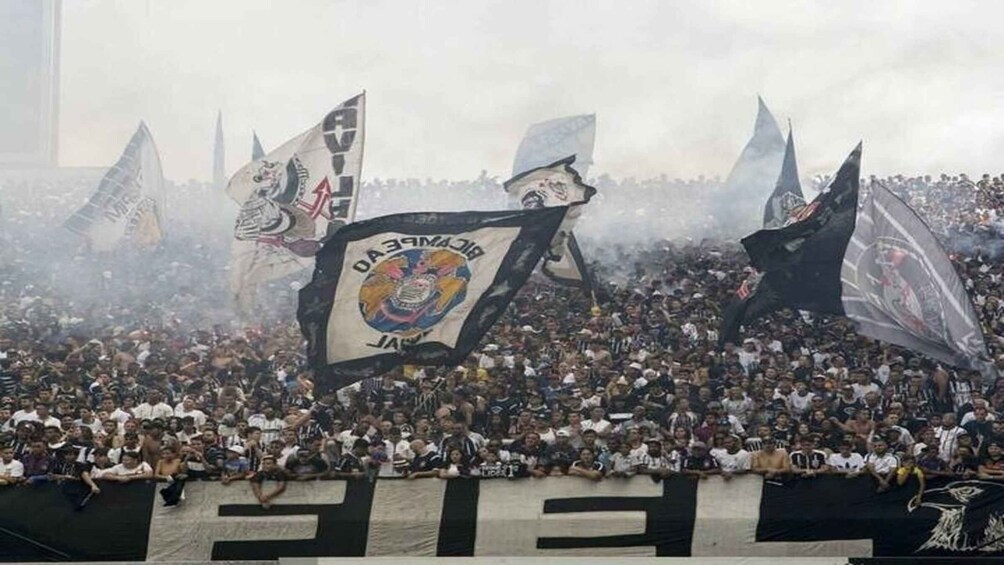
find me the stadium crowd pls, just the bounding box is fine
[2,171,1004,509]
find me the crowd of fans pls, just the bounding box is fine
[2,170,1004,509]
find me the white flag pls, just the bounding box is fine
[64,122,165,251]
[228,93,365,307]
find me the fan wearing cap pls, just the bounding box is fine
[285,443,330,481]
[221,445,250,483]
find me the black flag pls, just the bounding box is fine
[719,143,861,344]
[762,126,805,228]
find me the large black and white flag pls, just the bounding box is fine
[503,156,596,289]
[762,126,805,228]
[298,207,568,387]
[228,93,365,308]
[717,96,786,236]
[64,122,165,251]
[842,182,993,373]
[512,114,596,177]
[719,143,861,345]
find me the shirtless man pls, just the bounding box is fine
[752,438,792,480]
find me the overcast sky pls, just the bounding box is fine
[58,0,1004,183]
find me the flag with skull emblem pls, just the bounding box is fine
[298,206,570,388]
[227,93,365,310]
[503,155,596,289]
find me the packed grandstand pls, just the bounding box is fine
[2,170,1004,509]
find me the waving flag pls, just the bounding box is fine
[64,122,165,251]
[228,93,366,308]
[762,126,805,229]
[513,114,595,178]
[719,143,861,345]
[842,182,993,373]
[503,156,596,289]
[298,206,568,388]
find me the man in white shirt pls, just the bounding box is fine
[851,371,881,402]
[74,408,102,434]
[580,406,613,447]
[0,445,24,485]
[710,435,751,477]
[381,427,414,477]
[827,442,865,476]
[15,403,61,428]
[865,438,898,493]
[96,452,153,482]
[737,340,760,373]
[133,391,173,422]
[173,396,208,428]
[99,398,133,429]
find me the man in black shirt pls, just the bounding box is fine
[368,375,402,415]
[250,455,287,509]
[308,392,340,433]
[486,383,521,431]
[681,442,720,479]
[790,437,828,478]
[407,439,443,479]
[332,439,369,479]
[439,421,478,460]
[284,447,329,480]
[543,430,578,475]
[50,446,100,509]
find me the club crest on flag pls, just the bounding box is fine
[857,237,947,342]
[358,248,471,337]
[298,207,568,388]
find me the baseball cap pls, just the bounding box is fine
[228,445,245,456]
[556,430,570,438]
